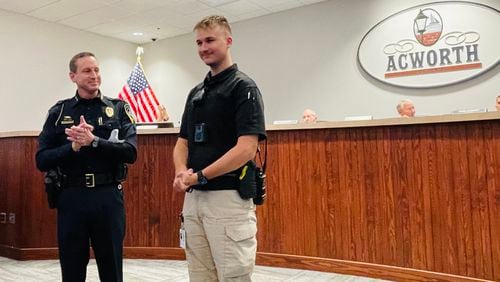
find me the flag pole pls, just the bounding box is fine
[135,46,151,83]
[136,46,144,63]
[135,46,155,97]
[134,46,168,121]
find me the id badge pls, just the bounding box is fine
[179,225,186,249]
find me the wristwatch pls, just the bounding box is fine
[91,136,100,148]
[197,170,208,185]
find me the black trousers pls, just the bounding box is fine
[57,184,125,282]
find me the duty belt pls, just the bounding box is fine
[192,174,238,191]
[62,172,117,188]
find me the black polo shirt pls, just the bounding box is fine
[179,64,266,187]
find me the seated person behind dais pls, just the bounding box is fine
[396,99,416,117]
[301,109,317,123]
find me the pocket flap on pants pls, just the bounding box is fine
[225,224,256,242]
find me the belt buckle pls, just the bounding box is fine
[85,174,95,188]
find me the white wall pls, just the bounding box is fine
[2,0,499,131]
[142,0,500,124]
[0,9,137,132]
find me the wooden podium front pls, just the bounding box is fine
[1,112,499,281]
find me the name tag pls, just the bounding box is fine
[179,226,186,249]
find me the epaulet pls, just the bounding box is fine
[235,70,256,86]
[49,98,72,112]
[103,95,121,102]
[56,97,73,105]
[103,96,126,108]
[188,82,204,97]
[101,95,120,103]
[194,82,204,91]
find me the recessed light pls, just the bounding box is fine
[133,32,143,36]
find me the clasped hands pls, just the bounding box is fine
[65,116,95,151]
[173,169,198,192]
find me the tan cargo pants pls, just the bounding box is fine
[182,189,257,282]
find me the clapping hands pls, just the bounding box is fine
[65,116,95,151]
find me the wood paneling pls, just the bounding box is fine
[0,137,56,250]
[124,135,184,249]
[0,119,499,281]
[255,120,499,281]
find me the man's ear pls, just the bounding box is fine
[69,72,76,82]
[226,35,233,47]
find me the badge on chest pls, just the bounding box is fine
[105,106,114,118]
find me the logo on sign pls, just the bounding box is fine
[413,9,442,46]
[384,8,481,79]
[357,1,499,88]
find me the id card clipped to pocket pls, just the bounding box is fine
[179,213,186,249]
[179,226,186,249]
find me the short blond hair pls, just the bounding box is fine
[194,15,232,34]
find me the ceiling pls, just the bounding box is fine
[0,0,326,44]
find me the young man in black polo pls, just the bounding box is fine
[172,15,266,281]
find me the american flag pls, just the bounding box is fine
[118,62,159,123]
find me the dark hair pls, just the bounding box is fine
[69,52,95,73]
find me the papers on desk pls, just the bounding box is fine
[136,124,158,129]
[451,108,488,114]
[272,120,298,125]
[136,122,174,129]
[344,115,373,121]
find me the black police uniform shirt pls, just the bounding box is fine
[36,91,137,176]
[179,64,266,189]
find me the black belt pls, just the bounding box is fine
[192,175,238,191]
[62,173,117,189]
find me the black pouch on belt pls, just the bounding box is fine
[237,160,257,200]
[44,169,61,209]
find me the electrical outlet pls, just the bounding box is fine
[0,213,6,223]
[8,213,15,224]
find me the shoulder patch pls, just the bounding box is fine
[124,103,136,125]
